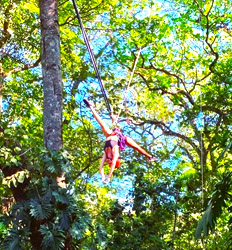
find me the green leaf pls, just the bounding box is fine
[12,177,17,187]
[0,222,7,238]
[52,191,69,204]
[218,140,232,162]
[29,199,53,220]
[3,228,21,250]
[195,204,213,239]
[58,209,70,230]
[195,173,232,239]
[17,174,25,184]
[39,224,65,250]
[96,224,108,248]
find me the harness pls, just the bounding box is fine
[104,140,118,151]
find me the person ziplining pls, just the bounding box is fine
[84,99,157,184]
[71,0,157,184]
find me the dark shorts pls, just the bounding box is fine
[104,140,118,150]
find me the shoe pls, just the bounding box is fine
[149,156,158,162]
[83,98,94,108]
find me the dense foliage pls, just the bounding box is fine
[0,0,232,249]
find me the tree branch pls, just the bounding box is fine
[3,58,41,77]
[79,0,104,19]
[148,58,185,85]
[0,3,13,49]
[130,117,200,153]
[75,156,101,179]
[179,145,197,168]
[194,0,219,73]
[201,105,228,123]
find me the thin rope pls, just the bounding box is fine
[200,87,204,207]
[115,7,153,125]
[125,48,142,94]
[115,47,142,124]
[71,0,112,115]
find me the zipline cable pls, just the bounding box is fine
[71,0,112,115]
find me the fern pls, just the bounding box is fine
[195,172,232,239]
[39,224,65,250]
[29,199,53,220]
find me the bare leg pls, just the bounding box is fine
[125,136,152,158]
[89,106,112,137]
[99,152,107,181]
[108,145,120,179]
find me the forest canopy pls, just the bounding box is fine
[0,0,232,249]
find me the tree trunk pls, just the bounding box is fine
[0,62,3,118]
[29,1,63,248]
[40,0,63,151]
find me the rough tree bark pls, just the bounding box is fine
[40,0,63,151]
[28,1,63,248]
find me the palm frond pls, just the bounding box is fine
[195,172,232,239]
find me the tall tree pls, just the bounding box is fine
[40,0,63,151]
[27,0,64,247]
